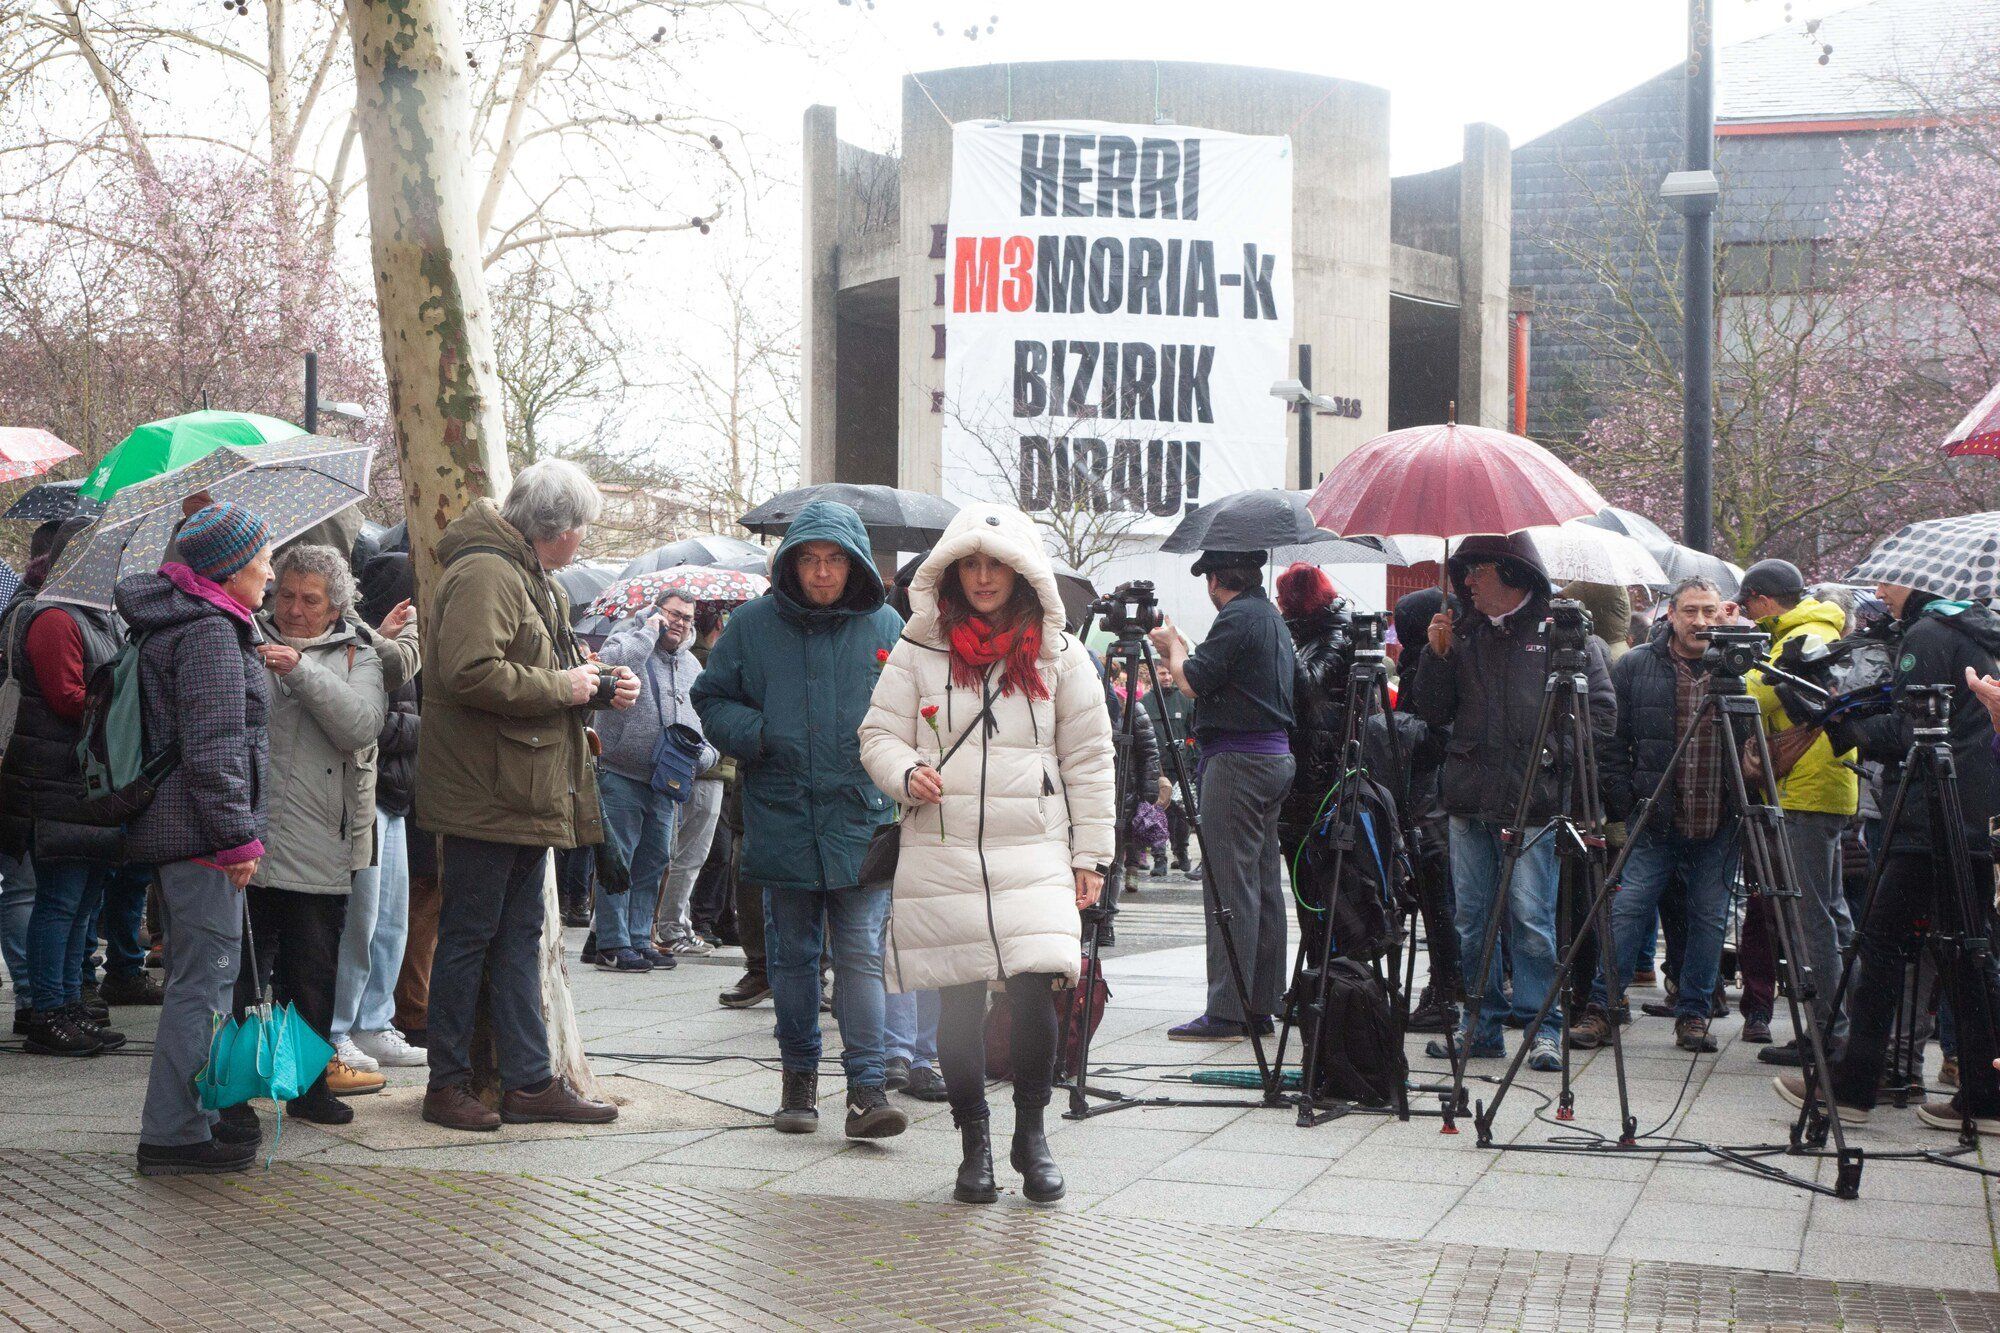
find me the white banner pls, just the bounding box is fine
[940,120,1294,534]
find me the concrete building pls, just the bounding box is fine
[801,60,1515,513]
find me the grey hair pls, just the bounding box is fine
[1808,582,1857,633]
[272,543,356,615]
[502,458,602,542]
[1666,575,1723,610]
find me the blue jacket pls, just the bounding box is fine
[692,501,902,890]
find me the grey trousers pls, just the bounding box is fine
[655,777,724,943]
[140,860,243,1148]
[426,837,554,1095]
[1786,810,1855,1042]
[1199,751,1296,1023]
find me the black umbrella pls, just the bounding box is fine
[3,479,98,523]
[741,483,958,550]
[552,560,625,624]
[620,534,769,578]
[1162,488,1392,562]
[1579,505,1740,596]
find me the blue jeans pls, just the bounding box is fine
[885,988,941,1070]
[1452,817,1563,1048]
[595,771,679,951]
[26,857,107,1012]
[1591,825,1739,1019]
[0,853,35,1008]
[764,883,890,1088]
[82,863,151,985]
[333,811,410,1038]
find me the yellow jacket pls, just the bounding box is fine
[1748,598,1859,816]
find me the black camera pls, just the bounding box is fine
[1348,611,1387,662]
[1540,598,1595,662]
[1700,626,1772,677]
[1092,579,1164,638]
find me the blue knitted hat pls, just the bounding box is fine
[178,501,271,581]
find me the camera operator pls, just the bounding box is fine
[1772,579,2000,1133]
[1149,550,1296,1042]
[1736,560,1858,1064]
[1412,536,1614,1071]
[1578,576,1739,1056]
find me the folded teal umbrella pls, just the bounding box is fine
[197,911,333,1118]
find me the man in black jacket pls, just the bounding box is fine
[1775,581,2000,1132]
[1577,576,1738,1054]
[1412,536,1614,1069]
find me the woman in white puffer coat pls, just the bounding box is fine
[860,502,1114,1205]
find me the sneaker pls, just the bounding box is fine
[844,1085,908,1139]
[1771,1074,1869,1124]
[1742,1015,1773,1044]
[1168,1014,1249,1042]
[1149,862,1167,880]
[635,945,676,970]
[1674,1015,1718,1053]
[719,972,771,1008]
[668,936,714,957]
[136,1138,256,1177]
[1917,1100,2000,1135]
[22,1008,102,1057]
[1568,1006,1614,1050]
[884,1056,911,1092]
[1527,1037,1563,1072]
[1426,1036,1505,1060]
[352,1028,428,1068]
[596,947,653,973]
[64,1004,124,1051]
[99,972,164,1006]
[326,1057,386,1097]
[334,1035,381,1074]
[1941,1056,1961,1088]
[902,1065,949,1102]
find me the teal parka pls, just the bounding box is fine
[691,501,903,891]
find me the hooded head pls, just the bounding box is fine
[770,499,884,620]
[1393,587,1447,655]
[905,502,1066,655]
[1446,533,1551,621]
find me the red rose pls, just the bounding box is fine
[921,704,939,720]
[876,648,890,663]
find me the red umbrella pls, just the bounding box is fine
[0,428,79,483]
[1307,421,1606,540]
[1944,379,2000,457]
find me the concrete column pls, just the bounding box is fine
[802,104,840,484]
[1456,123,1512,429]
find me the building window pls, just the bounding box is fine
[1720,239,1829,295]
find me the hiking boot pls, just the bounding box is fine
[902,1065,949,1102]
[136,1138,255,1177]
[326,1057,386,1097]
[774,1069,819,1134]
[99,972,164,1006]
[214,1104,262,1148]
[1405,986,1455,1034]
[953,1115,997,1203]
[1675,1015,1718,1053]
[423,1083,500,1132]
[1168,1014,1248,1042]
[845,1085,909,1139]
[23,1008,102,1057]
[884,1056,911,1092]
[1918,1100,2000,1135]
[502,1077,617,1125]
[1772,1074,1869,1124]
[720,971,771,1009]
[289,1082,355,1125]
[1742,1015,1773,1044]
[1009,1103,1064,1203]
[65,1004,125,1051]
[78,983,108,1024]
[1568,1006,1614,1050]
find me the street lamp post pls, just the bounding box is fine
[1681,0,1717,553]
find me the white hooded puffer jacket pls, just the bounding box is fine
[860,503,1115,991]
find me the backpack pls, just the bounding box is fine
[1293,773,1406,964]
[71,632,178,827]
[1310,958,1407,1106]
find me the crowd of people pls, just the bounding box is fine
[4,459,1999,1198]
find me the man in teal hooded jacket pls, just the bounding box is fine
[692,500,907,1139]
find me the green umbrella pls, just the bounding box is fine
[79,409,304,503]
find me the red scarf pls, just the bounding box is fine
[948,615,1048,699]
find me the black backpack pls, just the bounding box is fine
[1293,773,1406,963]
[1312,958,1407,1106]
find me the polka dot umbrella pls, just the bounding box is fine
[588,566,770,622]
[1848,512,2000,603]
[40,435,374,610]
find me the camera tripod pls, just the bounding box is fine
[1816,686,2000,1179]
[1061,611,1282,1120]
[1461,631,1861,1199]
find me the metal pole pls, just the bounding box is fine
[1297,343,1314,491]
[1682,0,1716,552]
[304,350,319,435]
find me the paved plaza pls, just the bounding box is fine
[3,877,2000,1330]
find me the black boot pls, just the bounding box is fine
[774,1069,818,1133]
[22,1008,101,1056]
[1010,1103,1064,1203]
[954,1114,997,1204]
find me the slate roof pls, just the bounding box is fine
[1715,0,1994,123]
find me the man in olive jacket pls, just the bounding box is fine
[692,500,905,1139]
[416,462,639,1134]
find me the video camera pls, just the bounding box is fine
[1698,625,1771,678]
[1539,598,1595,666]
[1090,579,1163,639]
